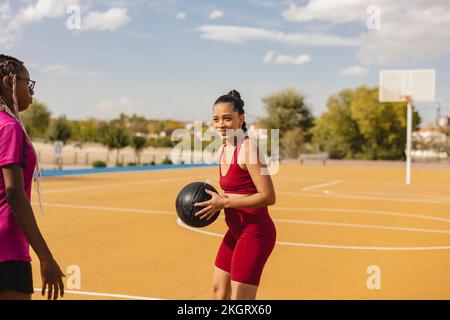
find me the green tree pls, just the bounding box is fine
[260,89,314,142]
[147,120,165,135]
[69,121,82,142]
[312,86,421,160]
[21,100,51,139]
[147,136,174,148]
[312,89,364,159]
[80,119,103,143]
[282,127,305,159]
[163,120,185,135]
[128,114,148,135]
[47,116,72,144]
[350,86,421,160]
[100,122,130,165]
[130,135,147,165]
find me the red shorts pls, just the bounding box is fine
[214,207,276,286]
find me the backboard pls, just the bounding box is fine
[379,69,436,102]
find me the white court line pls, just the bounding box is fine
[34,202,450,233]
[337,180,450,189]
[31,202,450,250]
[301,180,342,191]
[311,189,449,199]
[279,190,450,204]
[33,288,162,300]
[271,207,450,224]
[323,189,450,204]
[176,218,450,251]
[277,177,450,189]
[42,175,214,194]
[33,202,173,215]
[274,218,450,234]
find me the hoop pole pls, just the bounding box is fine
[406,101,413,185]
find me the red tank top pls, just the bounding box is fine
[219,138,258,194]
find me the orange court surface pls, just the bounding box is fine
[29,163,450,300]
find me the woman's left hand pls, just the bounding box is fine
[193,189,226,220]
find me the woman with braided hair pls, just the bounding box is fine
[0,54,65,300]
[194,90,277,300]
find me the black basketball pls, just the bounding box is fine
[175,182,221,228]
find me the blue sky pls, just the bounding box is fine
[1,0,449,125]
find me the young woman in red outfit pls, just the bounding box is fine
[194,90,277,300]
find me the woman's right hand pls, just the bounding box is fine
[40,258,65,300]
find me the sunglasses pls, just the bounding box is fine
[16,76,36,92]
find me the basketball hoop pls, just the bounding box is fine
[379,69,436,186]
[401,95,413,103]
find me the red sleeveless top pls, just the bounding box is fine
[219,138,258,194]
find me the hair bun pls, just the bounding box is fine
[228,89,241,100]
[227,89,244,108]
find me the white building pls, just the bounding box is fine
[438,116,450,128]
[413,126,447,144]
[412,125,448,160]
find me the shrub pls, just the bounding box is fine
[161,156,173,165]
[92,160,107,168]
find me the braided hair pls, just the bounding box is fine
[0,54,24,119]
[0,54,44,215]
[214,89,248,133]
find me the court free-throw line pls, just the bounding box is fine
[31,202,450,250]
[272,207,450,223]
[176,219,450,251]
[34,202,450,234]
[301,180,342,192]
[323,189,450,204]
[33,288,163,300]
[274,218,450,234]
[279,190,450,204]
[42,175,213,194]
[34,202,173,215]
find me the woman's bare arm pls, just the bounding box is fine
[2,164,65,300]
[2,164,52,261]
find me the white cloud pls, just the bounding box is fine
[263,51,311,65]
[340,65,369,76]
[262,51,275,63]
[1,0,79,47]
[198,25,357,46]
[0,1,129,48]
[358,7,450,65]
[282,0,381,23]
[282,0,450,65]
[176,12,187,19]
[9,0,79,30]
[30,64,101,77]
[83,8,130,31]
[209,10,224,20]
[283,0,450,23]
[274,54,311,65]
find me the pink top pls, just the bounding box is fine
[219,137,258,195]
[0,112,36,262]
